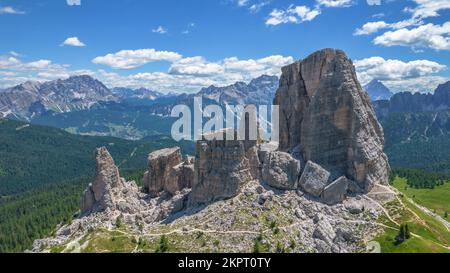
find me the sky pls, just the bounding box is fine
[0,0,449,93]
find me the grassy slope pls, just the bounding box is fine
[393,177,450,218]
[375,177,450,253]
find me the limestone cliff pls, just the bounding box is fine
[274,48,389,191]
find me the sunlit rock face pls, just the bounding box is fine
[274,48,389,191]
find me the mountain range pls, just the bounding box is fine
[0,75,116,120]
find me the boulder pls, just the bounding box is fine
[322,176,350,205]
[261,151,301,190]
[299,161,331,197]
[274,48,390,191]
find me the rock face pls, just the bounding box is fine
[261,151,301,190]
[274,48,389,191]
[299,161,331,197]
[80,147,124,214]
[189,130,259,205]
[143,147,185,196]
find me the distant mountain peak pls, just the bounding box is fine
[364,79,393,101]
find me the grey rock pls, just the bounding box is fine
[322,176,350,205]
[299,161,331,197]
[143,147,184,196]
[80,147,122,214]
[344,200,364,214]
[313,219,336,245]
[274,48,390,191]
[262,151,301,190]
[189,129,259,205]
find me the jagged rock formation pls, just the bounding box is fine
[189,130,260,205]
[143,147,193,196]
[31,49,395,254]
[80,147,137,215]
[274,48,389,191]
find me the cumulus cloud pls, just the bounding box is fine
[152,26,168,34]
[266,5,321,26]
[374,22,450,51]
[265,0,353,26]
[92,49,182,69]
[0,6,25,15]
[66,0,81,6]
[354,21,389,35]
[354,56,447,92]
[0,50,294,93]
[355,0,450,51]
[61,37,86,47]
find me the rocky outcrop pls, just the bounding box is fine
[274,48,389,191]
[189,129,259,205]
[261,151,301,190]
[81,147,125,214]
[143,147,185,196]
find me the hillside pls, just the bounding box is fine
[0,118,194,196]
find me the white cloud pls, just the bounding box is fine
[0,50,293,93]
[237,0,250,7]
[66,0,81,6]
[169,57,225,76]
[152,26,168,34]
[354,21,389,35]
[266,5,321,26]
[61,37,86,47]
[249,1,271,13]
[92,49,183,69]
[374,22,450,51]
[406,0,450,21]
[366,0,381,6]
[265,0,353,26]
[355,0,450,51]
[316,0,353,8]
[0,6,25,15]
[354,56,447,92]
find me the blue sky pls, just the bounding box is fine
[0,0,449,93]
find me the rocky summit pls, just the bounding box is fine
[31,49,394,253]
[274,48,390,191]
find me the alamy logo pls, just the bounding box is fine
[170,96,280,142]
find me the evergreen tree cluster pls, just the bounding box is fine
[391,168,449,189]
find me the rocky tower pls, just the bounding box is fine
[274,49,389,191]
[189,129,260,205]
[80,147,123,214]
[143,147,194,197]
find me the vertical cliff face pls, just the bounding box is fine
[189,129,260,205]
[274,49,389,190]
